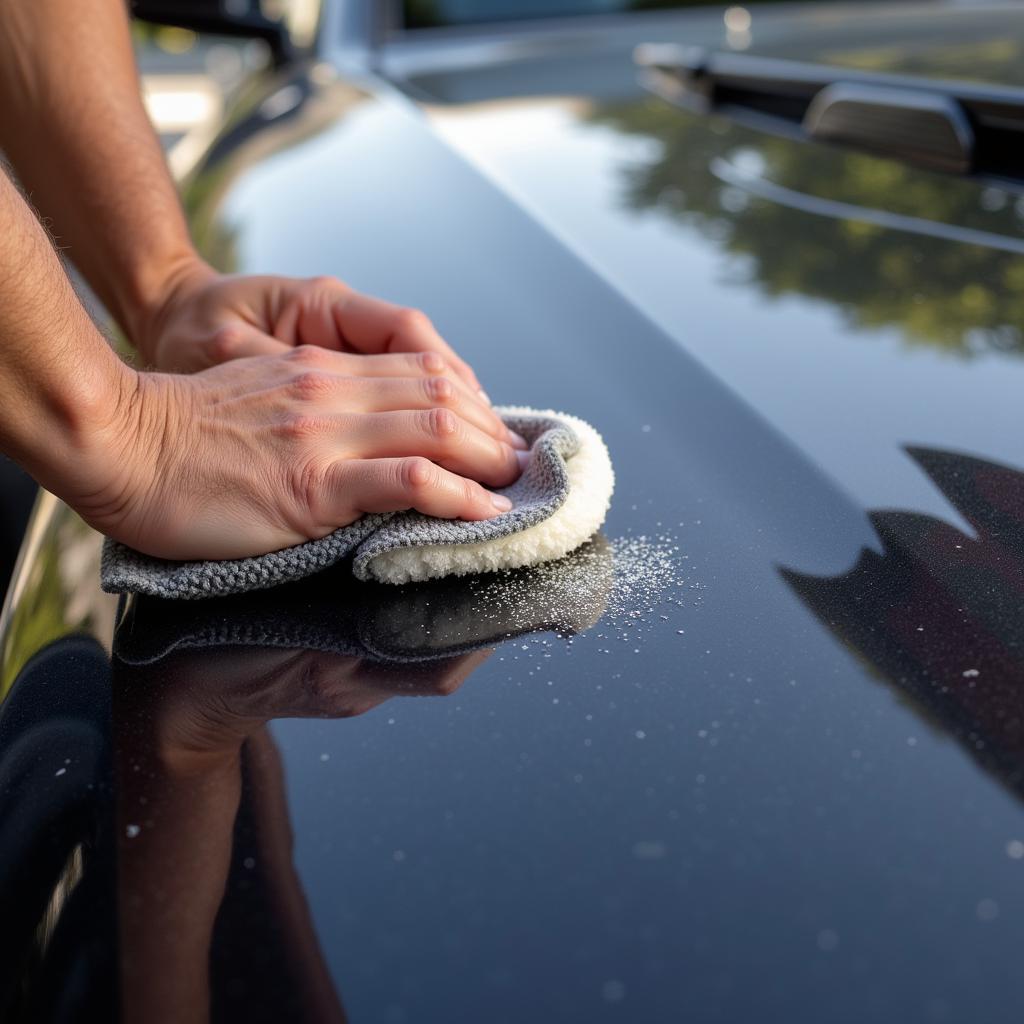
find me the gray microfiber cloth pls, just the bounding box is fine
[101,407,615,601]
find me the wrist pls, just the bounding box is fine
[119,252,217,362]
[10,336,138,497]
[50,364,187,543]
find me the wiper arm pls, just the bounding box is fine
[635,45,1024,180]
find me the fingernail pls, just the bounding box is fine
[508,430,529,450]
[491,493,513,512]
[479,388,493,405]
[515,449,530,473]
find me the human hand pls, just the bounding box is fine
[126,644,491,760]
[73,347,527,560]
[135,261,485,393]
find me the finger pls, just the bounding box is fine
[282,348,455,381]
[344,410,526,488]
[333,375,521,448]
[209,324,292,363]
[273,348,526,448]
[355,648,494,695]
[329,457,514,521]
[289,653,393,719]
[415,649,494,696]
[326,289,483,393]
[271,277,348,352]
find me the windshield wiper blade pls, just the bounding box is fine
[635,45,1024,180]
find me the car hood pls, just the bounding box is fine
[396,2,1024,519]
[9,5,1023,1020]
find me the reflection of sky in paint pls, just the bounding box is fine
[131,15,1024,1019]
[423,98,1024,527]
[180,81,1024,1024]
[219,90,1024,531]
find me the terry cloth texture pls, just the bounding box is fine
[101,408,615,600]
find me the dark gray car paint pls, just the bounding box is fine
[3,4,1024,1022]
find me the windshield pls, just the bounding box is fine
[403,0,753,29]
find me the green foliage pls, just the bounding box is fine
[1,506,110,698]
[819,37,1024,87]
[589,96,1024,356]
[2,531,71,697]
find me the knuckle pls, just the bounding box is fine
[209,326,241,361]
[396,307,433,334]
[288,457,332,519]
[277,412,329,441]
[422,407,458,442]
[424,375,455,405]
[461,477,482,508]
[432,674,463,697]
[298,655,331,699]
[309,274,339,290]
[414,350,446,375]
[286,344,325,367]
[399,456,436,495]
[289,370,333,400]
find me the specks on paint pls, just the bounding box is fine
[632,841,667,860]
[601,980,626,1003]
[976,899,999,922]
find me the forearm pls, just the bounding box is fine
[0,168,134,496]
[0,0,201,340]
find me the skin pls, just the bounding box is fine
[0,0,527,559]
[116,644,491,1023]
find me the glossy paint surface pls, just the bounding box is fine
[3,5,1024,1022]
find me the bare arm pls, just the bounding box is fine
[0,0,495,395]
[0,0,196,341]
[0,2,526,557]
[0,168,133,501]
[0,168,520,559]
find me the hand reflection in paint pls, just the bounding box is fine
[113,537,613,1023]
[115,638,490,1024]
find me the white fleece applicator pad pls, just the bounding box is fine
[357,408,614,584]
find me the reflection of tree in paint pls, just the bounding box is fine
[589,97,1024,357]
[818,37,1024,89]
[783,447,1024,800]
